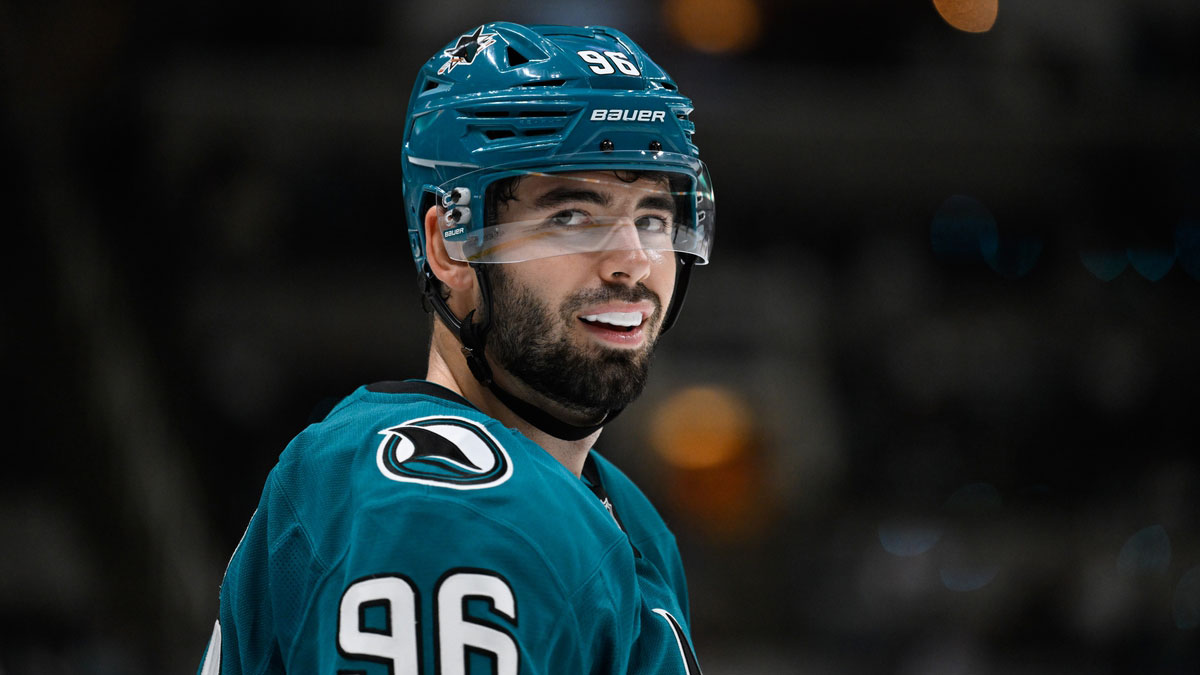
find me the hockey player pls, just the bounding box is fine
[198,21,714,674]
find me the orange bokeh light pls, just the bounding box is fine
[663,0,764,54]
[932,0,998,33]
[650,386,770,541]
[650,386,753,470]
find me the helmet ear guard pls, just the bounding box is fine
[660,253,696,335]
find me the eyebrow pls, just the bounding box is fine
[533,187,611,209]
[636,194,676,213]
[533,187,676,213]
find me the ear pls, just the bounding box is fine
[424,204,476,297]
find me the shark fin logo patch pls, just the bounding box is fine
[438,26,498,75]
[376,416,512,489]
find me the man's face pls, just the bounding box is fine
[484,170,679,417]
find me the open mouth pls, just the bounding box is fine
[579,311,644,333]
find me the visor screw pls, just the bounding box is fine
[649,140,662,151]
[599,139,614,152]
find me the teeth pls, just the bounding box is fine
[581,312,643,327]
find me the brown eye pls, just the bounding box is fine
[549,210,590,227]
[635,215,671,234]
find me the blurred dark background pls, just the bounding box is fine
[4,0,1199,672]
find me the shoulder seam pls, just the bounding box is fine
[628,527,675,550]
[270,471,330,571]
[565,536,631,668]
[269,471,332,666]
[567,535,629,603]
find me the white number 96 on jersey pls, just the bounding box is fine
[338,570,518,675]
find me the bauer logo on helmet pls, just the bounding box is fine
[589,109,667,123]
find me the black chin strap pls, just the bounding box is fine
[659,254,694,335]
[484,375,615,441]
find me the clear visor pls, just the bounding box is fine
[439,164,714,264]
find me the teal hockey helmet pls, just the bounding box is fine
[402,22,714,274]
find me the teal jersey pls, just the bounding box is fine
[198,381,701,674]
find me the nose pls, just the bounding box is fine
[597,221,652,284]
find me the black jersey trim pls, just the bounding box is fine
[582,455,641,559]
[366,380,479,411]
[581,455,609,503]
[654,609,703,674]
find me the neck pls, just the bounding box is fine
[426,325,600,477]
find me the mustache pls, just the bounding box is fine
[560,283,663,317]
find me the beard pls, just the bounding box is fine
[485,265,664,418]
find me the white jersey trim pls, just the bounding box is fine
[200,620,222,675]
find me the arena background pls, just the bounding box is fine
[4,0,1199,672]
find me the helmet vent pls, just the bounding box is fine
[517,79,566,88]
[482,127,559,141]
[421,77,450,94]
[465,110,570,119]
[506,46,530,67]
[463,100,585,145]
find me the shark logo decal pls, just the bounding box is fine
[376,416,512,489]
[437,26,499,75]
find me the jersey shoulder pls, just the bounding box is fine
[270,380,627,580]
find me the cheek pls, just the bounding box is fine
[503,261,574,312]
